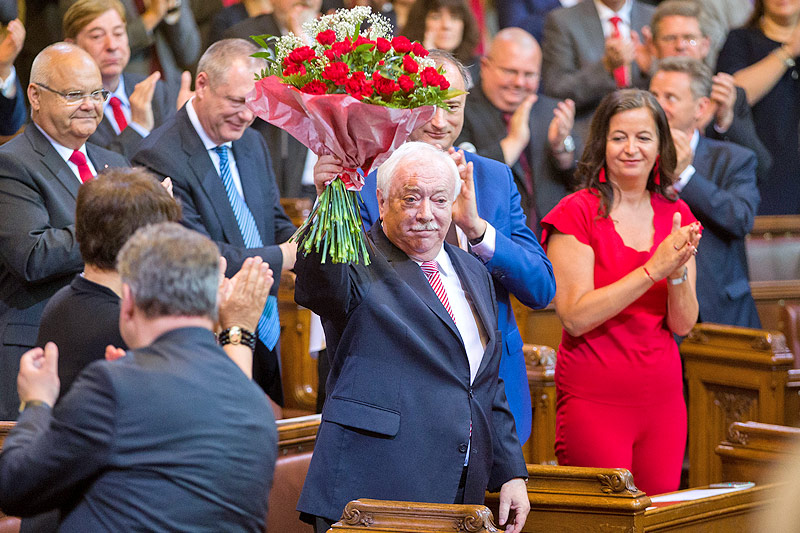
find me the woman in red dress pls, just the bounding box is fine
[541,89,702,496]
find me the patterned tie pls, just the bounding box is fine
[609,16,629,88]
[420,260,456,324]
[108,96,128,132]
[68,150,93,183]
[214,145,280,351]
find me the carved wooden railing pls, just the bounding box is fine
[329,499,500,532]
[716,421,800,484]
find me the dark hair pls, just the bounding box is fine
[745,0,765,29]
[401,0,479,65]
[576,89,677,217]
[76,167,182,270]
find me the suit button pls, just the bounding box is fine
[459,443,468,453]
[468,387,474,398]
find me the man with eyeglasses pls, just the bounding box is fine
[0,42,128,421]
[132,39,297,410]
[645,0,772,183]
[456,27,579,234]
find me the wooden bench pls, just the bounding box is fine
[278,272,318,414]
[716,421,800,484]
[524,344,557,466]
[681,323,800,486]
[328,499,500,532]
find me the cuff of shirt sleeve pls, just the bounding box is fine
[0,66,17,98]
[470,222,496,262]
[673,164,695,193]
[128,121,151,138]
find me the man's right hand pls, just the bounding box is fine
[141,0,170,32]
[0,19,25,81]
[129,71,161,132]
[176,70,193,110]
[17,342,60,407]
[499,94,536,166]
[279,241,298,270]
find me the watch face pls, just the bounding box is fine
[563,135,576,153]
[229,326,242,345]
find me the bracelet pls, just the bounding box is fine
[218,326,257,351]
[643,266,657,283]
[19,399,51,413]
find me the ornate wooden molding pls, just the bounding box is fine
[681,323,794,365]
[713,391,754,443]
[598,471,639,494]
[333,499,499,532]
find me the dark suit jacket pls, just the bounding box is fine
[0,76,25,136]
[222,12,280,42]
[295,224,528,521]
[132,105,296,401]
[88,72,178,159]
[0,126,128,420]
[359,151,556,444]
[0,327,277,532]
[704,86,772,185]
[496,0,562,43]
[680,135,761,328]
[457,84,579,226]
[541,0,655,121]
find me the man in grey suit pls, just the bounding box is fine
[0,42,128,420]
[133,39,297,406]
[63,0,181,159]
[541,0,655,134]
[456,28,578,231]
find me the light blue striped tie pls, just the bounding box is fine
[215,146,280,351]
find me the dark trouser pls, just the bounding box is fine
[454,465,468,504]
[313,516,335,533]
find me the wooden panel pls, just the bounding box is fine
[510,298,562,350]
[280,198,313,229]
[277,414,321,455]
[0,421,13,450]
[524,345,557,466]
[329,499,500,532]
[717,421,800,484]
[278,272,318,412]
[681,324,799,486]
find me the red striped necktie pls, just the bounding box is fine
[420,260,456,324]
[68,150,93,183]
[109,96,128,132]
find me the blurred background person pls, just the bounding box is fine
[716,0,800,215]
[207,0,271,48]
[0,17,25,138]
[496,0,577,44]
[402,0,480,69]
[542,89,700,496]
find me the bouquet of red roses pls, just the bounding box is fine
[246,6,460,264]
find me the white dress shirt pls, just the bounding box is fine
[594,0,633,39]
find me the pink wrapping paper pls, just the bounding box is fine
[246,76,436,190]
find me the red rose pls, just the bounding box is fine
[353,35,375,50]
[300,79,328,94]
[398,74,414,92]
[345,71,373,100]
[391,36,412,53]
[411,42,429,57]
[372,73,400,95]
[321,61,350,84]
[376,37,392,53]
[288,46,315,64]
[316,29,337,46]
[402,55,419,73]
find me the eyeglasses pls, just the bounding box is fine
[658,34,701,47]
[35,83,110,104]
[486,58,540,82]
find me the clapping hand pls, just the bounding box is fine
[645,212,702,281]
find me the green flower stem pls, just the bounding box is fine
[289,177,371,265]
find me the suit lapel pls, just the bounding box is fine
[86,142,118,174]
[369,224,462,342]
[581,0,606,59]
[177,110,245,246]
[26,126,82,200]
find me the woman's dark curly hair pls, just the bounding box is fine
[401,0,479,65]
[576,89,678,217]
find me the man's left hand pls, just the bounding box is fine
[448,148,486,241]
[547,98,575,151]
[498,477,530,533]
[17,342,60,407]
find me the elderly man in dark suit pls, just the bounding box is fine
[644,0,772,183]
[0,42,128,420]
[650,57,761,328]
[541,0,655,133]
[299,142,530,533]
[456,27,578,230]
[0,222,278,532]
[133,39,297,406]
[63,0,180,159]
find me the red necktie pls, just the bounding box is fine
[68,150,94,183]
[609,16,629,88]
[420,261,456,324]
[108,96,128,132]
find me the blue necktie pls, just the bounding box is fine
[214,146,280,351]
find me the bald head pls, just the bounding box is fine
[28,42,104,149]
[481,28,541,113]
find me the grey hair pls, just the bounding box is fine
[197,38,266,85]
[651,0,710,39]
[427,49,473,91]
[654,56,712,99]
[117,222,221,320]
[376,141,461,200]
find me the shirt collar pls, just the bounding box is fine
[34,122,88,162]
[412,244,456,279]
[690,129,700,155]
[185,97,232,151]
[594,0,632,25]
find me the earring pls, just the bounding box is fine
[653,155,661,185]
[599,167,607,183]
